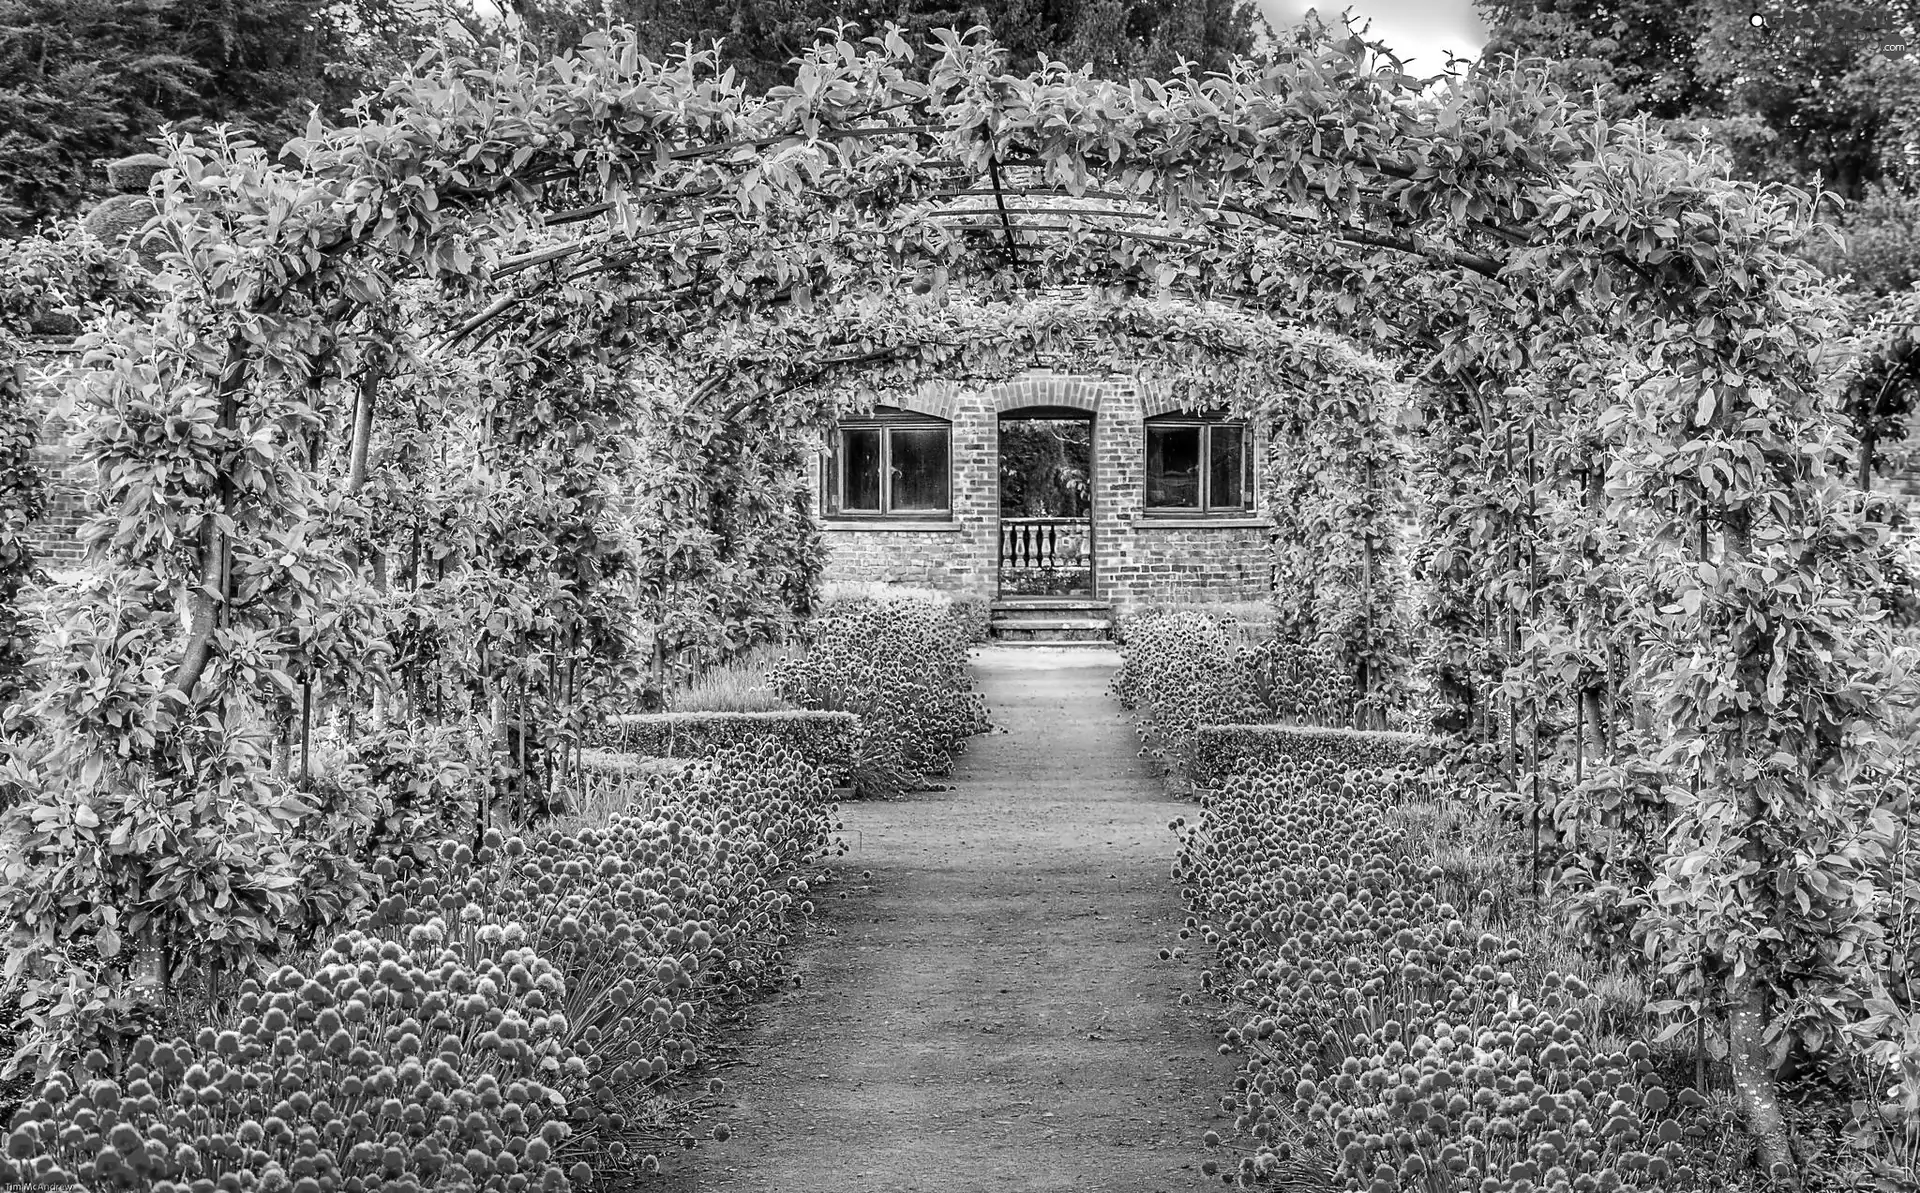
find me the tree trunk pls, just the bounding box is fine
[1726,969,1799,1183]
[1582,687,1608,758]
[272,710,292,779]
[162,346,248,719]
[1720,487,1800,1186]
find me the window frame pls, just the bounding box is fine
[1141,413,1253,516]
[823,409,954,521]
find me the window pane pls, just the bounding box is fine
[1208,425,1246,510]
[887,427,950,512]
[1145,424,1201,508]
[839,428,882,511]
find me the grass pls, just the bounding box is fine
[669,644,795,713]
[549,752,686,833]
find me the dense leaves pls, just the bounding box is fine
[1475,0,1920,197]
[0,359,43,716]
[0,0,478,231]
[505,0,1267,93]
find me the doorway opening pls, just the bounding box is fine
[997,413,1094,598]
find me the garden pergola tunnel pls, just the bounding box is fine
[24,20,1912,1179]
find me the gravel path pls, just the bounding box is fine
[661,644,1235,1193]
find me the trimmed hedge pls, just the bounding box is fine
[588,710,858,785]
[1190,724,1444,789]
[575,751,696,778]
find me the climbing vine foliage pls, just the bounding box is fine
[0,18,1909,1173]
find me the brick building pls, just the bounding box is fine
[14,343,91,575]
[814,368,1274,637]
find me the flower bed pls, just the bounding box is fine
[771,589,988,796]
[1110,611,1264,778]
[1112,610,1365,782]
[588,710,859,786]
[1174,749,1711,1191]
[0,739,841,1189]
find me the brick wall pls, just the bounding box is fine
[816,380,1001,594]
[15,344,92,573]
[817,369,1275,615]
[1091,375,1272,611]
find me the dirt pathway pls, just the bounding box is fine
[668,645,1236,1193]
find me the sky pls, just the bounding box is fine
[1257,0,1489,73]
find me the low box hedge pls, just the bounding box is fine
[588,710,860,783]
[576,750,698,778]
[1190,723,1444,788]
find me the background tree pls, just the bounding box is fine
[1475,0,1919,198]
[498,0,1267,91]
[1478,0,1920,496]
[997,420,1091,518]
[0,0,475,233]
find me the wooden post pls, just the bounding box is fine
[1526,425,1541,897]
[299,679,312,790]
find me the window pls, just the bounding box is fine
[1144,416,1250,513]
[825,412,952,518]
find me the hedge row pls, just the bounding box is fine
[1175,754,1708,1192]
[588,711,858,785]
[1189,724,1443,789]
[0,740,840,1191]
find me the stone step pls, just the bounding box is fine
[990,600,1112,623]
[989,619,1112,642]
[992,597,1111,609]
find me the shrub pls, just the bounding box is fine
[1174,753,1709,1192]
[1115,610,1416,784]
[366,740,839,1169]
[587,711,858,786]
[947,595,991,645]
[771,591,986,796]
[1189,724,1444,790]
[815,582,989,646]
